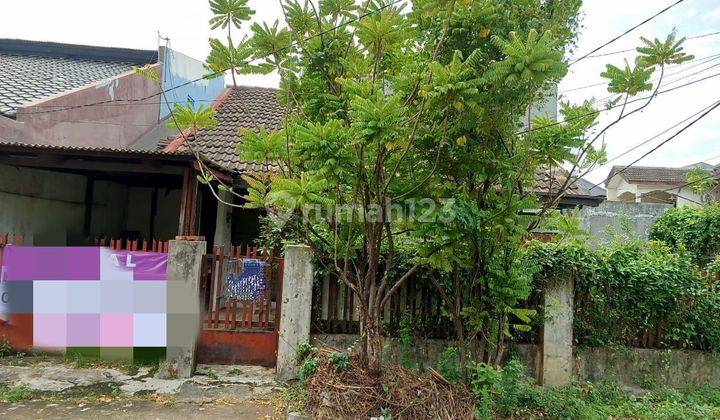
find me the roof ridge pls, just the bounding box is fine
[0,39,157,64]
[227,85,280,91]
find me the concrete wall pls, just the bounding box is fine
[159,47,225,118]
[578,201,671,246]
[311,333,451,372]
[0,164,179,245]
[0,66,162,149]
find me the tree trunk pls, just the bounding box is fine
[361,311,384,375]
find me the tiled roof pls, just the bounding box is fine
[168,86,285,172]
[0,140,192,158]
[534,167,587,196]
[167,86,600,201]
[0,39,156,118]
[606,165,701,186]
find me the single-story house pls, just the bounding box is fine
[605,163,717,207]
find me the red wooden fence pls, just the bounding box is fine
[196,244,284,366]
[95,237,169,253]
[200,244,283,332]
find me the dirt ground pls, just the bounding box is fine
[0,395,285,420]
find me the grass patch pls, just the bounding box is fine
[0,384,32,403]
[283,380,308,414]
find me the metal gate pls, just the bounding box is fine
[196,245,283,366]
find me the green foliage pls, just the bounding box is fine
[601,60,653,96]
[469,362,720,419]
[436,346,461,384]
[486,29,567,87]
[206,368,219,380]
[295,341,317,365]
[299,357,320,379]
[650,204,720,267]
[132,65,160,82]
[471,360,534,417]
[329,352,349,372]
[636,31,694,68]
[685,167,718,197]
[166,102,217,133]
[205,38,267,78]
[208,0,253,30]
[526,239,720,350]
[0,384,31,403]
[0,337,11,358]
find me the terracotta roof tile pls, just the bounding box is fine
[172,86,599,200]
[171,86,284,172]
[607,165,699,186]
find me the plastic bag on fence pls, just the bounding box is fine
[224,258,269,302]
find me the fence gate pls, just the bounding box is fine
[197,245,283,366]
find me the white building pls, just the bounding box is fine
[605,163,715,207]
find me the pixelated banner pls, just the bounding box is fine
[0,247,167,361]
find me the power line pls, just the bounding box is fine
[583,30,720,59]
[518,69,720,136]
[585,98,720,175]
[17,0,406,117]
[569,0,687,66]
[560,52,720,94]
[589,97,720,191]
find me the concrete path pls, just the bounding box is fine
[0,360,287,419]
[1,398,283,419]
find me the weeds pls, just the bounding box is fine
[0,384,31,403]
[470,359,720,419]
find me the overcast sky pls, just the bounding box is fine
[2,0,719,183]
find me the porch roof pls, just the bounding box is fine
[0,141,196,176]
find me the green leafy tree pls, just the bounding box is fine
[206,0,258,86]
[186,0,694,377]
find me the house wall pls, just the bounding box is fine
[159,47,225,118]
[0,65,162,149]
[0,164,180,245]
[607,178,703,207]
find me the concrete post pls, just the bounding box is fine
[161,238,206,379]
[542,274,574,387]
[276,245,314,382]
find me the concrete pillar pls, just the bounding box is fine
[276,244,314,382]
[542,274,574,387]
[213,190,233,250]
[162,238,206,379]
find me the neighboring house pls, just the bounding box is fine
[605,163,716,207]
[0,39,224,246]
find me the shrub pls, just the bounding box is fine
[329,352,349,372]
[295,341,317,365]
[299,357,320,379]
[525,239,720,350]
[650,204,720,267]
[436,346,461,383]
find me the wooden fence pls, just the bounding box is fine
[95,237,169,253]
[200,244,283,332]
[311,272,453,339]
